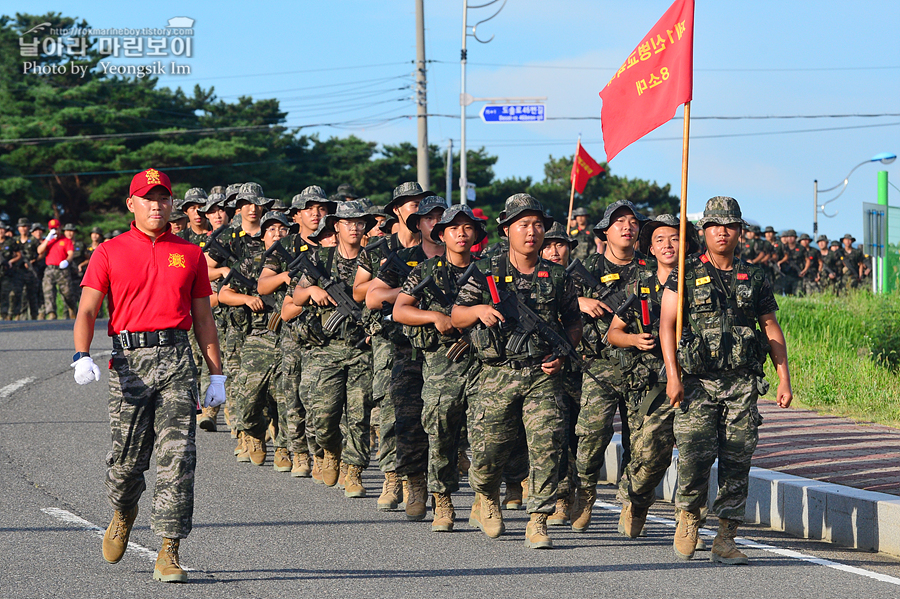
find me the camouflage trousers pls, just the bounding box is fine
[575,357,633,488]
[299,347,324,458]
[373,335,397,472]
[558,367,583,497]
[232,331,283,442]
[392,342,426,477]
[281,331,313,456]
[222,316,246,428]
[800,276,819,296]
[674,368,763,522]
[106,341,198,539]
[42,265,77,316]
[0,270,23,317]
[470,362,564,514]
[311,341,373,467]
[421,349,480,494]
[18,267,43,318]
[616,386,675,509]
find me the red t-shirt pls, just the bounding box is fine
[45,237,74,266]
[81,222,213,336]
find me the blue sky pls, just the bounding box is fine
[18,1,900,241]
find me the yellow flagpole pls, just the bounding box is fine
[566,136,582,229]
[674,102,691,406]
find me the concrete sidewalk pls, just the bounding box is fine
[600,399,900,558]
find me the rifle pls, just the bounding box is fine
[378,249,415,282]
[408,272,468,361]
[467,264,602,385]
[294,253,363,333]
[565,258,627,315]
[204,224,239,265]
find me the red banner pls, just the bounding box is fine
[598,0,694,162]
[571,144,604,194]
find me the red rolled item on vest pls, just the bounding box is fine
[485,274,502,305]
[641,299,650,327]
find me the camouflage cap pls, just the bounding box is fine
[260,210,291,231]
[406,195,448,233]
[290,185,335,212]
[200,192,227,213]
[62,223,77,231]
[696,196,746,228]
[781,229,797,238]
[798,233,811,241]
[182,187,208,206]
[841,233,856,242]
[356,197,374,211]
[322,200,377,236]
[379,214,398,233]
[829,239,841,247]
[593,199,649,240]
[169,209,188,221]
[763,226,776,233]
[336,183,359,199]
[225,183,242,201]
[497,193,553,237]
[91,226,102,235]
[386,181,432,214]
[816,234,828,243]
[542,221,578,250]
[748,224,761,234]
[209,185,226,195]
[236,182,266,204]
[430,204,488,245]
[30,222,44,232]
[17,217,29,227]
[267,198,287,211]
[366,204,389,218]
[0,220,9,230]
[571,207,589,217]
[638,213,700,256]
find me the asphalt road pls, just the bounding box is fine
[2,320,899,599]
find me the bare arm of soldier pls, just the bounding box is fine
[205,254,228,281]
[759,312,792,408]
[192,296,223,376]
[607,314,656,351]
[218,284,264,312]
[258,267,291,295]
[394,292,454,334]
[659,287,683,407]
[73,286,105,353]
[366,277,401,310]
[353,266,373,303]
[281,295,303,321]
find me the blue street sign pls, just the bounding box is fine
[480,104,546,123]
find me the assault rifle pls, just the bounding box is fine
[378,250,414,282]
[204,224,238,265]
[221,267,282,332]
[408,272,469,361]
[565,258,627,315]
[461,262,601,385]
[293,253,363,333]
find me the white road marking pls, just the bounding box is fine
[595,501,900,587]
[0,377,36,399]
[41,507,194,571]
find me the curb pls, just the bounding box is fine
[598,434,900,558]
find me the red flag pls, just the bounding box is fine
[571,144,604,194]
[598,0,694,162]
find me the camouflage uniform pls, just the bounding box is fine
[821,244,844,293]
[569,227,596,263]
[17,236,44,318]
[456,250,581,514]
[1,234,21,318]
[43,264,77,317]
[107,333,199,538]
[670,250,778,521]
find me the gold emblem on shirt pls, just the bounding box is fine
[168,253,187,268]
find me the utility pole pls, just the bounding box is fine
[415,0,429,191]
[446,139,453,202]
[460,0,468,205]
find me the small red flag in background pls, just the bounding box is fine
[598,0,694,162]
[571,144,604,194]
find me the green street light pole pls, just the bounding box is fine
[878,170,889,292]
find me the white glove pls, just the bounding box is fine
[204,374,227,408]
[72,356,101,385]
[59,259,69,269]
[46,229,58,241]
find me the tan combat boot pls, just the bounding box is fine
[291,453,311,478]
[502,481,523,510]
[344,464,366,498]
[521,478,529,503]
[246,435,267,466]
[469,491,505,538]
[673,508,701,560]
[153,538,187,583]
[570,486,596,532]
[618,502,649,538]
[405,473,428,521]
[458,450,471,477]
[235,432,250,462]
[377,471,402,510]
[400,479,410,509]
[711,518,749,565]
[102,506,138,564]
[547,496,570,527]
[312,455,324,484]
[321,449,341,487]
[67,307,77,319]
[337,461,348,489]
[525,513,553,549]
[46,312,57,320]
[431,493,455,532]
[198,406,218,432]
[273,447,291,472]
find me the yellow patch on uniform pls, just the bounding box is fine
[640,287,650,294]
[199,242,205,248]
[505,276,513,283]
[168,253,187,268]
[239,231,246,237]
[570,229,579,236]
[696,276,711,286]
[600,273,619,283]
[407,261,418,267]
[299,245,308,252]
[493,275,500,282]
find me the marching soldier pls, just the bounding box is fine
[569,207,596,263]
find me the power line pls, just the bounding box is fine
[186,61,414,81]
[431,59,900,73]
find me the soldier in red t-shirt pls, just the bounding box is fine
[37,218,77,319]
[73,168,224,584]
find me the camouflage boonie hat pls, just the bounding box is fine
[290,185,335,213]
[91,226,102,235]
[225,183,242,201]
[798,233,811,241]
[763,226,775,234]
[209,185,226,195]
[593,199,649,240]
[638,213,700,256]
[356,197,374,211]
[17,217,29,227]
[267,198,287,211]
[571,207,589,217]
[406,195,448,233]
[816,234,828,243]
[181,187,208,207]
[748,224,761,234]
[841,233,856,242]
[30,222,44,232]
[200,192,227,213]
[322,200,377,236]
[169,209,188,221]
[780,229,797,238]
[236,182,266,204]
[379,214,398,233]
[260,211,291,231]
[696,196,746,228]
[336,183,359,199]
[386,181,432,214]
[430,204,488,245]
[367,204,389,218]
[497,193,553,237]
[62,223,77,231]
[542,221,578,250]
[829,239,840,247]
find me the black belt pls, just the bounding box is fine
[504,357,545,370]
[112,328,188,350]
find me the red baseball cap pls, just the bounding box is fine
[129,168,173,198]
[48,218,60,229]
